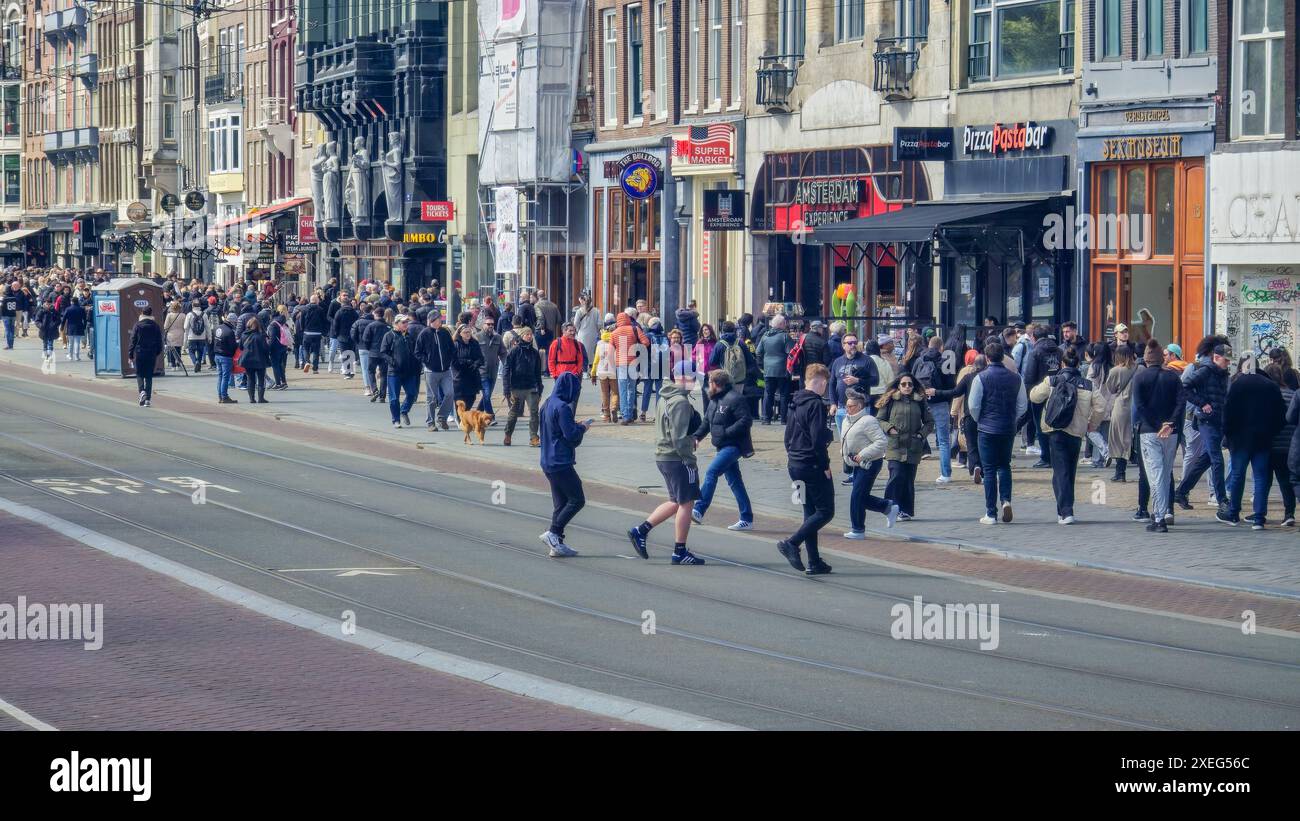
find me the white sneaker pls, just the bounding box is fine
[897,512,913,521]
[690,508,703,524]
[934,475,951,484]
[1024,445,1041,456]
[549,542,579,557]
[726,520,753,531]
[539,531,562,553]
[980,515,997,524]
[885,503,900,528]
[1058,515,1075,524]
[843,530,866,540]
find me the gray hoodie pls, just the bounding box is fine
[654,382,697,467]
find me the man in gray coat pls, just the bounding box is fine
[474,317,505,417]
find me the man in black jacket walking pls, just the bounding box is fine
[690,369,755,531]
[380,315,422,427]
[331,295,360,380]
[298,295,328,373]
[1220,356,1286,528]
[1131,341,1186,532]
[1021,325,1060,467]
[777,364,835,575]
[416,313,456,430]
[128,306,163,406]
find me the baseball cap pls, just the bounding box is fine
[1114,323,1129,333]
[1164,343,1183,359]
[1212,343,1233,358]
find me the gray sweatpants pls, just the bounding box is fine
[1140,432,1179,523]
[424,369,454,426]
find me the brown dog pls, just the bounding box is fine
[456,400,494,444]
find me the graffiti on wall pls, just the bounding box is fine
[1246,308,1295,356]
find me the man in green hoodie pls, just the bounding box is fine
[627,363,706,565]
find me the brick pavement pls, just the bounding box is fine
[4,338,1300,629]
[0,512,641,731]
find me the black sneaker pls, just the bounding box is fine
[401,412,411,427]
[671,549,705,566]
[1247,517,1265,531]
[805,559,833,576]
[840,476,854,486]
[1132,511,1151,523]
[626,527,649,560]
[1031,460,1051,469]
[776,540,806,572]
[1145,521,1168,532]
[1215,510,1240,526]
[1174,495,1193,511]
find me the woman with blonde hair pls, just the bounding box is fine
[162,300,186,368]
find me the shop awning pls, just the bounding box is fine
[212,196,311,231]
[812,200,1037,245]
[0,227,45,243]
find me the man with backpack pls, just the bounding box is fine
[1028,346,1105,523]
[184,300,209,371]
[1020,324,1060,467]
[710,320,759,416]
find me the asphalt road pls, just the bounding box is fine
[2,372,1298,730]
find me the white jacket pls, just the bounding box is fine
[841,408,888,468]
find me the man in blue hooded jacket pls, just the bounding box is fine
[539,372,591,557]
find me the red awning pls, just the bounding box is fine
[212,196,311,231]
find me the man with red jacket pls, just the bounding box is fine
[548,322,589,401]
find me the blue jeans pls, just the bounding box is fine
[2,316,13,347]
[1176,421,1226,503]
[931,400,952,478]
[617,366,637,422]
[359,351,373,390]
[68,335,83,359]
[641,378,661,414]
[978,431,1014,518]
[42,338,54,354]
[693,445,753,523]
[1226,447,1272,522]
[389,372,421,422]
[849,458,892,531]
[481,376,496,415]
[327,337,339,368]
[215,355,233,399]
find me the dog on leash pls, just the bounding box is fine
[456,400,494,444]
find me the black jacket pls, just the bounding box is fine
[35,306,61,340]
[504,341,543,393]
[794,330,830,376]
[349,315,373,350]
[128,317,163,362]
[380,328,422,379]
[1022,337,1061,391]
[697,385,754,455]
[1131,365,1185,435]
[415,325,455,372]
[784,388,834,473]
[1286,390,1300,475]
[362,319,389,357]
[212,320,239,357]
[912,347,956,401]
[452,337,484,391]
[299,303,328,334]
[331,306,359,348]
[62,303,87,336]
[239,329,271,369]
[1182,358,1228,428]
[1224,373,1285,453]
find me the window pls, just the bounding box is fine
[1187,0,1209,54]
[3,155,17,205]
[688,1,700,109]
[894,0,928,40]
[602,10,617,126]
[708,0,722,104]
[627,5,643,121]
[731,0,744,104]
[1142,0,1164,58]
[163,103,176,141]
[2,85,16,136]
[973,0,1068,80]
[208,114,242,172]
[835,0,864,42]
[1234,0,1285,138]
[778,0,805,58]
[162,74,176,97]
[654,1,667,118]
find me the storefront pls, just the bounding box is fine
[1079,102,1214,350]
[0,225,46,266]
[751,146,932,321]
[671,121,744,326]
[48,212,111,270]
[1211,149,1300,357]
[587,144,676,314]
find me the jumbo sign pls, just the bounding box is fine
[963,122,1053,156]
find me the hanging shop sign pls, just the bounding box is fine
[671,123,735,171]
[963,122,1054,156]
[615,152,663,201]
[126,202,149,222]
[1101,135,1184,161]
[421,201,456,221]
[160,194,180,214]
[893,127,955,161]
[493,186,519,274]
[184,191,206,211]
[298,215,317,244]
[702,189,746,231]
[492,40,520,132]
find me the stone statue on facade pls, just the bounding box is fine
[380,131,404,223]
[344,136,371,221]
[319,141,340,225]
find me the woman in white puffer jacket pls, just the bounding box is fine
[841,389,901,537]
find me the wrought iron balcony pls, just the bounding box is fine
[967,42,991,83]
[756,54,801,113]
[204,73,243,104]
[1059,32,1075,71]
[874,36,922,99]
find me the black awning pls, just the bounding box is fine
[812,200,1039,245]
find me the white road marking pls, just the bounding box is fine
[277,567,419,575]
[0,696,57,731]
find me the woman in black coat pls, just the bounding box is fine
[268,310,291,389]
[35,299,61,356]
[239,318,272,404]
[452,323,485,410]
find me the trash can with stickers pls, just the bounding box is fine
[91,277,166,378]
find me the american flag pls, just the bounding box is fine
[689,124,732,147]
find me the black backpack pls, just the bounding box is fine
[190,313,205,337]
[1043,373,1079,429]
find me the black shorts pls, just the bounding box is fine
[657,460,700,503]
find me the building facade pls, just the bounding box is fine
[0,2,27,262]
[1211,0,1298,356]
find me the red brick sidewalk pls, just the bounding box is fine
[0,513,640,730]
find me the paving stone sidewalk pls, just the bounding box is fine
[4,337,1297,598]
